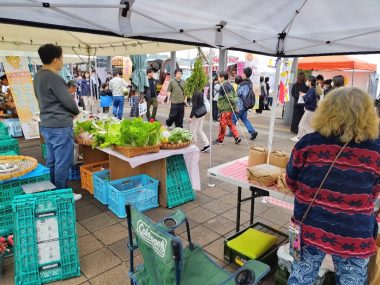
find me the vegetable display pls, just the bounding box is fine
[74,117,161,148]
[160,127,192,144]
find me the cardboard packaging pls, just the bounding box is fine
[269,150,290,169]
[247,164,285,187]
[248,146,268,167]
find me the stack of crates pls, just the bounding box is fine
[3,118,23,137]
[12,189,80,285]
[0,121,19,154]
[166,154,195,208]
[0,164,50,237]
[80,161,109,194]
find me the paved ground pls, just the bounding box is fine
[2,103,296,285]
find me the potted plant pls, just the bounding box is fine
[0,235,13,278]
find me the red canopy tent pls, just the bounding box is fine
[298,55,376,71]
[298,55,377,90]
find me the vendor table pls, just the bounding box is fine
[207,157,294,232]
[82,145,200,207]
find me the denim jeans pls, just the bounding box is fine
[113,96,124,119]
[288,245,369,285]
[232,110,256,133]
[40,127,74,189]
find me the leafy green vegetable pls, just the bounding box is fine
[119,118,161,147]
[99,123,123,148]
[168,128,192,144]
[74,121,94,136]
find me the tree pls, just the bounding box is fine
[184,57,207,98]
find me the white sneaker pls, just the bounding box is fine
[73,193,82,201]
[290,136,300,142]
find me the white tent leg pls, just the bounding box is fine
[208,55,215,187]
[267,58,282,159]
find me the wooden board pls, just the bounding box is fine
[82,146,109,164]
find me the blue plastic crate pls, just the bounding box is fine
[93,170,111,204]
[41,143,47,159]
[12,189,80,285]
[166,155,195,208]
[69,164,82,181]
[0,121,9,139]
[107,174,159,218]
[3,118,23,137]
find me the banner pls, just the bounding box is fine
[1,56,40,139]
[279,58,292,104]
[157,74,171,104]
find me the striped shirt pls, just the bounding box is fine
[286,132,380,258]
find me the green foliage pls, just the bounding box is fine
[168,128,192,144]
[184,57,207,98]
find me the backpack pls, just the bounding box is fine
[242,81,255,110]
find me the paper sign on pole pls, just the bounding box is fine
[1,56,40,139]
[139,101,147,116]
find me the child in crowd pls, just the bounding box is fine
[129,90,145,118]
[99,83,113,113]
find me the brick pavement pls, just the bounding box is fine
[2,103,296,285]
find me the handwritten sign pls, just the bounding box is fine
[139,101,147,116]
[0,56,40,139]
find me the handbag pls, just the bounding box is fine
[289,141,349,261]
[297,95,305,104]
[203,95,211,112]
[194,105,207,118]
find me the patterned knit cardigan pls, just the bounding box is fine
[286,132,380,258]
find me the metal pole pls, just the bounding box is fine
[208,53,215,187]
[267,58,282,158]
[170,51,176,79]
[352,68,355,86]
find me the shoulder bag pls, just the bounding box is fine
[289,141,349,261]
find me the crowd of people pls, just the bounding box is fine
[290,73,345,142]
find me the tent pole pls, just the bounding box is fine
[208,51,214,187]
[267,58,281,159]
[352,68,355,86]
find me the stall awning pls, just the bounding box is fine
[1,1,380,57]
[298,56,377,71]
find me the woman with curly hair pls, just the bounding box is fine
[286,87,380,285]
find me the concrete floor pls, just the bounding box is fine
[2,103,296,285]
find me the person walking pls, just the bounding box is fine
[256,76,266,114]
[291,76,318,142]
[80,71,91,110]
[34,44,81,201]
[286,87,380,285]
[190,91,210,152]
[290,72,309,134]
[316,74,324,101]
[109,71,129,120]
[214,71,241,145]
[265,76,272,108]
[166,69,186,128]
[232,67,258,140]
[212,77,221,122]
[144,68,158,121]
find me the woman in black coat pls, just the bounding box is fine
[290,72,309,133]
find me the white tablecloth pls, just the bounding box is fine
[97,145,201,191]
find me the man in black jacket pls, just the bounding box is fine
[144,68,158,121]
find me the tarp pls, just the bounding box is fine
[2,1,380,57]
[0,23,192,56]
[298,56,377,71]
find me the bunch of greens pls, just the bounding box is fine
[168,128,192,144]
[74,120,94,137]
[98,122,124,148]
[120,118,161,147]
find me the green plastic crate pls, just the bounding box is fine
[0,165,50,204]
[166,154,195,208]
[41,143,47,159]
[0,121,10,139]
[13,189,80,285]
[0,150,17,156]
[0,203,12,236]
[0,137,19,154]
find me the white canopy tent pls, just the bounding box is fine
[2,0,380,181]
